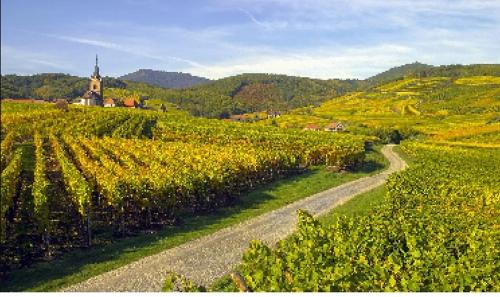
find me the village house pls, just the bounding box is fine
[324,122,345,132]
[122,98,137,108]
[103,98,116,107]
[303,123,321,131]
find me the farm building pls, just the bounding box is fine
[303,123,321,131]
[324,122,345,132]
[267,110,281,119]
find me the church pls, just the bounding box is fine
[79,55,104,106]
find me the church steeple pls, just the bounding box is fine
[87,54,103,102]
[93,54,100,78]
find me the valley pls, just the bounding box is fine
[0,63,499,292]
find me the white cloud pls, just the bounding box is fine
[215,0,500,32]
[48,34,206,69]
[183,44,415,79]
[183,0,500,79]
[238,8,288,30]
[54,36,121,50]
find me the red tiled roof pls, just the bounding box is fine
[123,98,136,107]
[104,98,115,104]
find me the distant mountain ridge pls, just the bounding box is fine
[119,69,211,89]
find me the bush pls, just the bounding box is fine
[54,100,68,112]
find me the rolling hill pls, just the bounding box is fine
[1,72,362,118]
[169,73,363,116]
[258,73,500,143]
[1,64,499,292]
[2,64,499,119]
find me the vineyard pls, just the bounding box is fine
[1,71,499,291]
[0,101,366,272]
[229,142,500,292]
[257,75,500,143]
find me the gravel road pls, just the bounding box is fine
[63,144,406,292]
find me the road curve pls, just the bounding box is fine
[63,144,406,292]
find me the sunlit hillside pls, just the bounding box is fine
[257,75,500,145]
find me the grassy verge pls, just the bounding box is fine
[1,147,388,292]
[319,185,387,225]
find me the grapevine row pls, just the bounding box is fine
[49,134,92,218]
[32,133,50,232]
[0,148,23,242]
[1,131,17,171]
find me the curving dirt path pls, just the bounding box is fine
[63,144,406,292]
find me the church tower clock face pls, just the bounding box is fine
[91,80,100,92]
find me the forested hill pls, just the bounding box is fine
[181,73,362,114]
[0,72,362,118]
[103,73,363,118]
[2,64,499,118]
[0,73,127,99]
[420,64,500,77]
[119,69,210,89]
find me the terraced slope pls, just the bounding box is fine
[257,75,500,141]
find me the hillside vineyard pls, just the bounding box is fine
[215,74,500,292]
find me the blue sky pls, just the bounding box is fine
[1,0,499,79]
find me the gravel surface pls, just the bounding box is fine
[63,144,406,292]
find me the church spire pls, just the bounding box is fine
[93,54,100,78]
